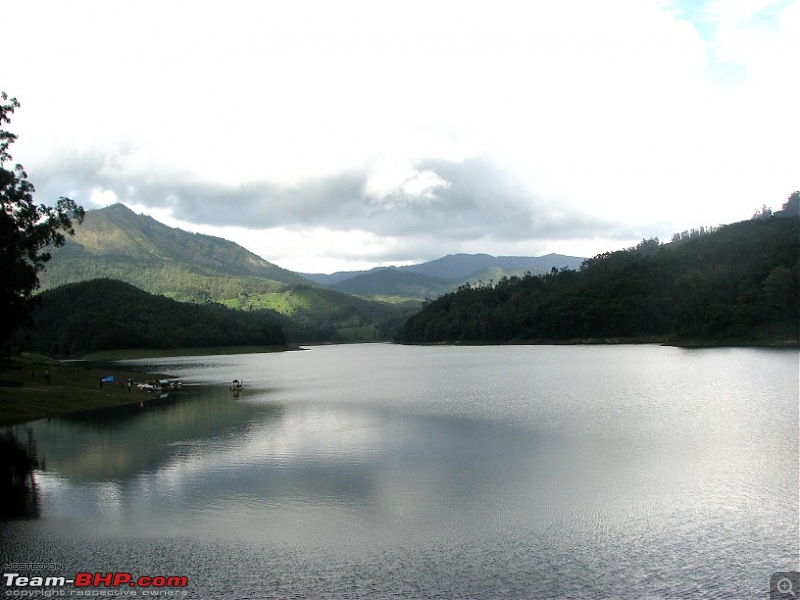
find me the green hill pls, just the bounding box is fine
[398,217,800,345]
[22,279,288,356]
[40,203,303,294]
[39,204,409,341]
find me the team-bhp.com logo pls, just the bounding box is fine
[3,572,188,596]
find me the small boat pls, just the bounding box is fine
[230,379,244,392]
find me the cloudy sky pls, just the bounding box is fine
[4,0,798,273]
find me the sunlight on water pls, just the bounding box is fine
[2,344,797,598]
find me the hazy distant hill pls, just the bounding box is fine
[39,204,408,341]
[302,253,585,300]
[403,253,584,279]
[332,268,455,300]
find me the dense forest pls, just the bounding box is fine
[398,216,799,345]
[21,279,289,356]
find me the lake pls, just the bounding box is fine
[1,344,798,598]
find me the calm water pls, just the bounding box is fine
[2,344,798,598]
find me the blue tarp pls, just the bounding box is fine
[101,375,115,383]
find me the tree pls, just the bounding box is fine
[752,203,772,220]
[780,191,800,217]
[1,92,84,351]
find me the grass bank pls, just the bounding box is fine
[0,353,179,425]
[1,345,298,425]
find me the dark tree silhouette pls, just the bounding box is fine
[780,191,799,216]
[0,93,84,351]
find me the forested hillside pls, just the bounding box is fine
[398,217,799,345]
[21,279,288,356]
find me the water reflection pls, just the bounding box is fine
[22,382,565,544]
[0,428,41,520]
[2,345,797,598]
[33,386,284,482]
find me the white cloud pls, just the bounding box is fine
[89,187,119,207]
[364,162,450,205]
[3,0,797,272]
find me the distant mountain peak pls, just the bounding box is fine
[102,202,135,213]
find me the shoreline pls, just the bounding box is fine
[1,345,300,426]
[401,335,799,348]
[4,338,797,425]
[0,353,181,426]
[76,344,297,361]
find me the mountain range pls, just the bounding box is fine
[301,252,584,300]
[38,204,584,340]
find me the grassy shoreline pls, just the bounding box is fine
[0,345,296,426]
[0,352,191,426]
